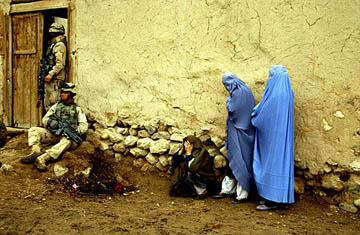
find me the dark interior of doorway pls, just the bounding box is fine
[42,8,67,58]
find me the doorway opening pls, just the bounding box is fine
[42,8,68,73]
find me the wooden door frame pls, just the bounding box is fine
[3,0,75,127]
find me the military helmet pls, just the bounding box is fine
[49,22,65,34]
[60,82,76,96]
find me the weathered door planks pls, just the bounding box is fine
[11,12,43,127]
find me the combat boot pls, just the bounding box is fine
[20,145,42,164]
[35,153,51,171]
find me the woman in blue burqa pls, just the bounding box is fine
[213,72,255,203]
[251,65,294,210]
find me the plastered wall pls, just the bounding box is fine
[74,0,360,175]
[0,0,359,194]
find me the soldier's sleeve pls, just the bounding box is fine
[48,42,66,77]
[42,103,58,126]
[76,107,88,135]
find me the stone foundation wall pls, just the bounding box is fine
[86,114,360,213]
[0,0,359,212]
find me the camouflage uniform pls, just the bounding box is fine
[21,84,88,171]
[44,23,67,111]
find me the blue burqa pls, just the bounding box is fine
[251,65,295,203]
[222,72,255,193]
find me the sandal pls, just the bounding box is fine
[231,198,247,204]
[213,192,227,199]
[256,204,279,211]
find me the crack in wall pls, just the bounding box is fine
[305,16,323,27]
[341,32,354,53]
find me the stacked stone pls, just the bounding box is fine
[294,157,360,213]
[86,116,360,213]
[86,118,227,174]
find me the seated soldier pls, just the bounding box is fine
[169,135,222,199]
[20,83,88,171]
[0,120,7,148]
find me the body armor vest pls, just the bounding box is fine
[55,103,78,130]
[44,37,67,73]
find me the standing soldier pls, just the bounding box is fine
[21,83,88,172]
[43,22,67,111]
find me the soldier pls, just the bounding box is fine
[44,22,67,111]
[0,120,7,148]
[20,83,88,171]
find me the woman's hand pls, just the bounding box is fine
[184,140,193,155]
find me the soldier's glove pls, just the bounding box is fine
[47,119,59,130]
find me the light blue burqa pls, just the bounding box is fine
[222,72,255,193]
[251,65,295,203]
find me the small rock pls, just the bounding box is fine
[170,133,186,142]
[129,128,138,136]
[207,146,219,157]
[219,146,226,156]
[326,159,338,166]
[304,172,314,180]
[158,122,168,132]
[294,157,307,170]
[168,143,181,155]
[104,149,115,158]
[124,136,138,147]
[324,165,332,173]
[145,153,158,165]
[145,126,157,135]
[152,131,171,140]
[214,155,226,169]
[0,164,13,172]
[99,140,111,151]
[82,167,92,178]
[322,119,332,131]
[334,111,344,118]
[155,161,168,172]
[150,139,170,154]
[116,127,129,135]
[211,136,224,147]
[321,174,344,192]
[100,131,110,140]
[159,155,169,167]
[349,159,360,172]
[130,148,148,158]
[294,177,305,194]
[138,130,151,138]
[53,164,68,177]
[354,199,360,208]
[137,138,152,150]
[109,132,124,143]
[339,202,358,213]
[199,134,211,143]
[113,142,126,153]
[114,153,123,162]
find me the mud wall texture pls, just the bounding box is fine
[0,0,359,208]
[75,0,360,175]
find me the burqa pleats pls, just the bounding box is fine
[222,72,255,193]
[251,65,295,203]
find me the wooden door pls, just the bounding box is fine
[11,12,43,127]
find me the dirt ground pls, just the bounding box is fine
[0,134,359,235]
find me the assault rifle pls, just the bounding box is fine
[49,113,83,144]
[36,57,54,108]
